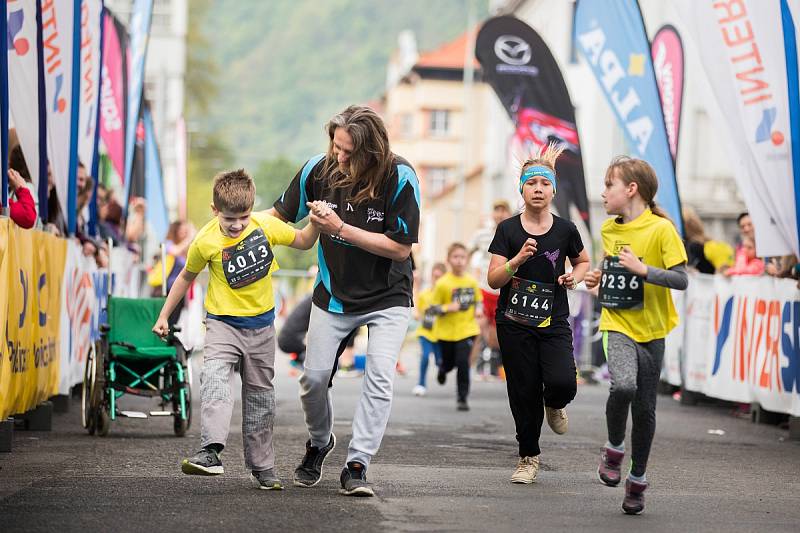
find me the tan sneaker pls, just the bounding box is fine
[510,456,540,484]
[545,406,568,434]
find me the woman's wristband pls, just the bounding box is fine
[334,221,345,239]
[504,261,516,275]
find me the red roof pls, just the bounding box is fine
[416,30,480,70]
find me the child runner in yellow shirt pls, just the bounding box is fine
[433,243,483,411]
[153,169,320,490]
[487,143,590,485]
[585,156,688,515]
[412,262,447,396]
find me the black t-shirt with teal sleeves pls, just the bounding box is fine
[488,214,584,329]
[273,153,420,314]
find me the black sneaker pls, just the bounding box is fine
[340,461,374,497]
[437,369,446,385]
[251,468,283,490]
[181,448,223,475]
[293,433,336,487]
[457,399,470,411]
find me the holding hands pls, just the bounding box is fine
[307,201,344,236]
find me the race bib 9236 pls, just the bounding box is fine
[599,256,644,309]
[221,228,274,289]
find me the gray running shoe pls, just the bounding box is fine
[293,433,336,487]
[340,461,374,497]
[181,448,223,476]
[251,468,283,490]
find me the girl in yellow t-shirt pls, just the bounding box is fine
[584,157,688,516]
[412,262,447,396]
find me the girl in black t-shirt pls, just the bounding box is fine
[487,143,590,485]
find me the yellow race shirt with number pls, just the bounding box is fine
[599,209,688,343]
[432,272,482,342]
[185,211,296,316]
[415,288,437,341]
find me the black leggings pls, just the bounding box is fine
[439,338,475,402]
[497,322,577,457]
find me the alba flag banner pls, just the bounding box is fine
[674,0,800,257]
[574,0,683,234]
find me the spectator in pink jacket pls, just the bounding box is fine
[724,236,764,276]
[8,168,36,229]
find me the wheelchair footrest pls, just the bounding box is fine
[119,410,148,419]
[149,411,173,417]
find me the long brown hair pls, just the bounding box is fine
[605,156,672,221]
[321,105,394,204]
[682,207,707,244]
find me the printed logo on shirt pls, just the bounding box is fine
[612,240,632,255]
[347,203,354,212]
[367,208,384,224]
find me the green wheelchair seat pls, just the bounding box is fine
[106,297,177,359]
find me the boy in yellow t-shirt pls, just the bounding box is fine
[412,262,447,396]
[153,168,319,490]
[432,243,483,411]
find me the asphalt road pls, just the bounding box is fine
[2,349,799,532]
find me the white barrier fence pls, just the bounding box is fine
[665,273,800,417]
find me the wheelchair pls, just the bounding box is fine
[82,296,192,437]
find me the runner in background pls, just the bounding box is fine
[432,242,482,411]
[470,200,512,379]
[412,262,447,396]
[584,156,688,515]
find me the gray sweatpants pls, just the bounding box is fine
[201,318,277,472]
[603,331,664,477]
[301,304,411,468]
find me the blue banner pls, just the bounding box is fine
[781,0,800,256]
[143,105,167,241]
[66,0,81,235]
[574,0,683,234]
[122,0,152,209]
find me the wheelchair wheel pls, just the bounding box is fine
[173,380,191,437]
[82,344,97,434]
[96,408,110,437]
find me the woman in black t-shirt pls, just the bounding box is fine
[487,143,590,485]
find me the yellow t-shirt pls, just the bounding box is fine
[432,272,482,342]
[185,211,296,316]
[599,209,688,343]
[415,288,437,341]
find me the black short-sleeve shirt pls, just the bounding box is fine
[273,153,420,314]
[488,214,584,330]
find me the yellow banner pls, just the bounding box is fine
[0,220,67,419]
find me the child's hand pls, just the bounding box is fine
[618,247,647,277]
[152,317,170,338]
[558,272,577,290]
[510,238,537,269]
[584,269,601,289]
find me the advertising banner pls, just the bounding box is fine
[476,15,590,232]
[575,0,683,234]
[651,25,684,164]
[41,0,80,232]
[122,0,152,206]
[0,221,67,419]
[77,0,103,173]
[99,11,127,187]
[677,274,800,416]
[674,0,799,257]
[7,0,43,196]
